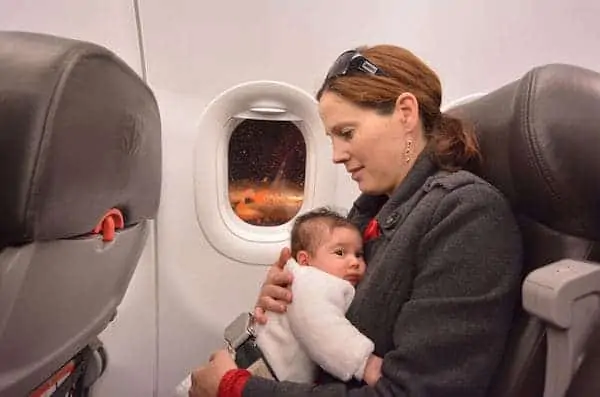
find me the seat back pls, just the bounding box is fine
[0,31,161,396]
[447,63,600,397]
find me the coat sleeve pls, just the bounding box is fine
[286,268,374,381]
[242,183,523,397]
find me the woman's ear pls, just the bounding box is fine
[394,92,419,132]
[296,250,310,266]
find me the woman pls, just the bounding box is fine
[189,45,523,397]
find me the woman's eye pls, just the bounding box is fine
[339,129,354,139]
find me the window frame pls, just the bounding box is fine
[194,81,337,265]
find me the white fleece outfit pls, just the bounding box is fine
[173,259,374,396]
[254,258,374,383]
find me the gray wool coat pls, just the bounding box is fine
[243,153,523,397]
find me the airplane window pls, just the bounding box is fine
[228,119,306,226]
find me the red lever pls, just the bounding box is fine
[92,208,125,242]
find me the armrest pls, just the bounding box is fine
[522,259,600,397]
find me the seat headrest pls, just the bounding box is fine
[0,31,161,246]
[447,63,600,241]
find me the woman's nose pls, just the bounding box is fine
[332,141,350,164]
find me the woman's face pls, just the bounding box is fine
[318,91,417,196]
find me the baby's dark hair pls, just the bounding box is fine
[290,207,359,257]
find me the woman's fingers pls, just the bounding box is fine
[253,306,267,324]
[252,247,294,324]
[276,247,291,268]
[257,288,291,312]
[266,267,294,288]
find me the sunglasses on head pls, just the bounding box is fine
[324,50,388,81]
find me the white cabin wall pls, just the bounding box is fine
[0,0,142,71]
[0,2,158,396]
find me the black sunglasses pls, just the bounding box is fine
[324,50,388,81]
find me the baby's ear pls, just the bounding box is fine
[296,250,310,266]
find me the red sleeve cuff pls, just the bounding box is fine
[217,368,251,397]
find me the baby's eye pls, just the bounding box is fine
[356,251,364,258]
[334,248,344,256]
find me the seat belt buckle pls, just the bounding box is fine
[223,312,278,381]
[224,312,256,351]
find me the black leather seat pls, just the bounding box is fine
[447,63,600,397]
[0,31,161,396]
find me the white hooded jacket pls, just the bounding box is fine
[255,258,374,383]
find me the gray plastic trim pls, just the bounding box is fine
[523,259,600,397]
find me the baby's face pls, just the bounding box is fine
[310,226,366,286]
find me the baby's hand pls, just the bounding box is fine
[363,354,383,386]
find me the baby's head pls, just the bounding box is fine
[290,207,366,286]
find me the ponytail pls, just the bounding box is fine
[425,114,481,171]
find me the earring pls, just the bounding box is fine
[404,140,413,164]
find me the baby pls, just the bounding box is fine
[174,207,382,396]
[254,207,382,385]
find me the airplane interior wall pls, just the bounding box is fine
[1,1,600,396]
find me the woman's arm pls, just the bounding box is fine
[241,182,522,397]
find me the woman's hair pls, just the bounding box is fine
[316,45,481,171]
[290,207,357,257]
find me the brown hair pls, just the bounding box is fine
[290,207,358,257]
[316,45,481,171]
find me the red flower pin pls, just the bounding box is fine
[363,218,381,242]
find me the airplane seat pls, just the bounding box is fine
[447,63,600,397]
[0,31,161,396]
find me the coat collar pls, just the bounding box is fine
[351,151,438,223]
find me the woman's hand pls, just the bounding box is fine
[253,247,294,324]
[189,349,237,397]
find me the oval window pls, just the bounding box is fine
[194,80,337,265]
[228,119,306,227]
